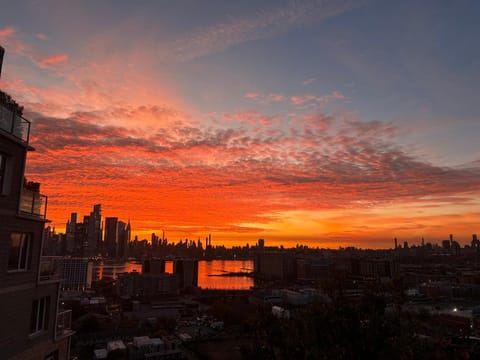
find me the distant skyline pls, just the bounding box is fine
[1,0,479,248]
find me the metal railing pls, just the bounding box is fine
[0,103,30,143]
[19,188,47,218]
[55,310,74,340]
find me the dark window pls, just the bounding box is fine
[44,350,58,360]
[30,296,50,334]
[7,232,31,271]
[0,153,5,192]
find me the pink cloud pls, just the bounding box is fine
[290,91,345,105]
[268,93,285,102]
[38,54,68,68]
[244,92,260,99]
[0,26,16,39]
[244,90,344,106]
[35,33,48,41]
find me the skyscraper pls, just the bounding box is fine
[87,204,102,256]
[173,259,198,290]
[65,212,77,254]
[105,217,119,257]
[118,220,131,259]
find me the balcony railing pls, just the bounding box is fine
[55,310,74,340]
[19,188,47,218]
[0,103,30,143]
[39,256,63,282]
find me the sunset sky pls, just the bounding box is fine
[1,0,479,248]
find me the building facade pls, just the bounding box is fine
[0,46,73,359]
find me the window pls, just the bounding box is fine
[7,232,31,271]
[30,296,50,334]
[44,350,58,360]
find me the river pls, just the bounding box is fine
[93,259,254,290]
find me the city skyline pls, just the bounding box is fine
[1,0,479,247]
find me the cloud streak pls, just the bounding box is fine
[170,0,362,61]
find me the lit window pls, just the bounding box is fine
[7,232,31,271]
[30,296,50,334]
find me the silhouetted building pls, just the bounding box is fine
[296,257,329,280]
[151,233,159,248]
[350,259,399,280]
[42,226,66,256]
[105,217,119,257]
[254,251,296,281]
[143,259,166,275]
[173,259,198,290]
[116,272,178,299]
[442,239,451,250]
[117,220,130,259]
[74,220,88,256]
[65,212,77,254]
[87,204,102,256]
[472,234,479,250]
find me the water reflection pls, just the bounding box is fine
[93,261,141,280]
[198,260,254,290]
[93,259,254,290]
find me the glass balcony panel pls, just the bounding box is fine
[0,105,13,133]
[13,113,30,141]
[0,104,30,143]
[56,310,73,340]
[39,256,63,282]
[19,188,47,218]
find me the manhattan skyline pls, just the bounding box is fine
[1,0,479,247]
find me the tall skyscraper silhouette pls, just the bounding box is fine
[87,204,102,256]
[105,217,119,257]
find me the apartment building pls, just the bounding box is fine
[0,45,73,360]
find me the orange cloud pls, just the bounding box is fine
[24,111,480,247]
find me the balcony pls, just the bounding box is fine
[39,256,63,282]
[0,102,30,143]
[55,310,74,340]
[19,187,48,219]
